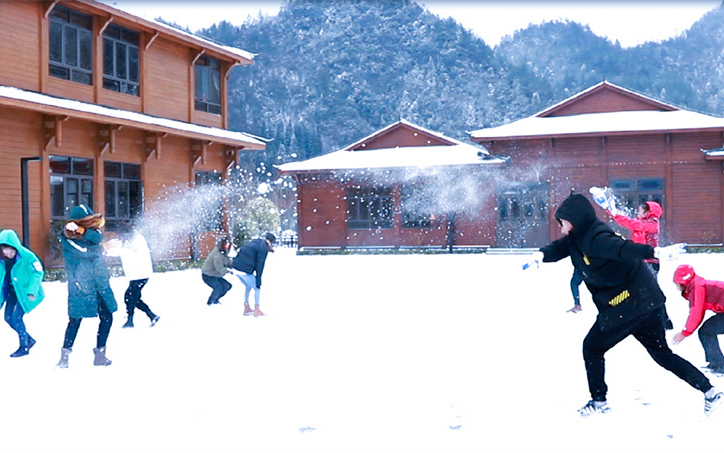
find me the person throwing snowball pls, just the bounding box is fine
[523,192,722,417]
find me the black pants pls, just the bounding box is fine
[124,278,155,320]
[699,313,724,366]
[63,296,113,349]
[202,274,232,304]
[570,269,583,307]
[583,306,711,401]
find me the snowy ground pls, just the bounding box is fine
[2,248,724,453]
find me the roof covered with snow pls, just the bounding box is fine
[277,144,506,173]
[0,85,265,148]
[469,109,724,141]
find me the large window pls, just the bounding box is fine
[347,187,393,229]
[104,162,143,228]
[401,184,436,228]
[610,178,665,212]
[49,5,93,85]
[103,24,140,96]
[195,56,221,114]
[195,171,224,231]
[50,156,94,219]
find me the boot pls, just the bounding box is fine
[244,303,253,316]
[122,318,134,328]
[93,347,112,366]
[253,305,265,317]
[56,347,72,368]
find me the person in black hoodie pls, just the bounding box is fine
[230,233,275,317]
[523,193,723,417]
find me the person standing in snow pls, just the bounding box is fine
[522,193,723,416]
[104,223,160,328]
[201,237,232,305]
[0,229,45,357]
[57,205,117,368]
[230,232,275,317]
[671,264,724,374]
[604,200,673,329]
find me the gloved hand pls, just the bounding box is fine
[65,221,79,232]
[522,251,544,270]
[590,186,621,213]
[654,243,687,261]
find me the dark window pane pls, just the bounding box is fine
[103,38,114,75]
[73,158,94,175]
[118,181,129,217]
[79,31,92,70]
[51,5,69,21]
[64,27,77,66]
[129,47,139,83]
[71,70,92,85]
[104,161,121,178]
[105,181,116,217]
[49,65,70,80]
[49,156,71,174]
[115,42,126,79]
[129,181,143,218]
[50,22,63,62]
[122,163,141,180]
[51,176,65,217]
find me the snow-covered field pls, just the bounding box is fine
[2,248,723,453]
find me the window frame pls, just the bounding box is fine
[609,178,665,213]
[104,161,143,229]
[49,5,93,85]
[103,24,140,96]
[194,56,222,115]
[401,183,436,229]
[346,186,393,230]
[49,156,94,219]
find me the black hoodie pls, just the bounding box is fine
[540,194,663,330]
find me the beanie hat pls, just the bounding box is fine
[264,232,277,244]
[69,204,94,220]
[673,264,695,284]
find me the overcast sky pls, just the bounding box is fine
[103,1,721,48]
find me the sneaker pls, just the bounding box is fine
[122,319,134,328]
[567,305,582,313]
[150,316,160,327]
[579,400,610,417]
[9,346,29,358]
[705,391,724,416]
[253,306,265,317]
[244,304,253,316]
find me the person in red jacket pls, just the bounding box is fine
[607,201,674,329]
[672,264,724,373]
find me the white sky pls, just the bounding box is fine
[104,0,721,48]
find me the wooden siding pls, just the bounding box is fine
[544,88,668,117]
[0,2,41,91]
[351,124,451,150]
[143,37,190,121]
[98,90,143,112]
[194,110,224,129]
[296,177,348,247]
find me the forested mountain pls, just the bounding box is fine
[193,0,724,173]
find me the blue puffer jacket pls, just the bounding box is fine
[0,229,45,313]
[231,239,272,288]
[61,226,117,318]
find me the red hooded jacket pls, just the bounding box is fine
[611,201,662,263]
[680,274,724,337]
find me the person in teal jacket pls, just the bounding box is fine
[57,205,118,368]
[0,229,44,357]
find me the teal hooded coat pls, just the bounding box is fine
[61,219,117,318]
[0,229,45,313]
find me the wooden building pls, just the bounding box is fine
[0,0,265,263]
[277,119,506,250]
[470,81,724,247]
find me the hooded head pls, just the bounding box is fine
[643,201,663,219]
[0,230,23,261]
[673,264,695,285]
[555,193,597,234]
[70,204,94,220]
[68,204,105,230]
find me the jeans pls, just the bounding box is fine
[202,274,232,305]
[124,278,155,320]
[4,294,32,348]
[699,313,724,366]
[583,306,711,401]
[63,296,113,349]
[570,269,583,307]
[234,271,260,306]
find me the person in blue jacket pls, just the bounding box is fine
[231,232,275,317]
[57,205,118,368]
[0,229,45,357]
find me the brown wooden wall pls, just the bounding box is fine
[0,2,41,91]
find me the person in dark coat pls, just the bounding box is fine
[0,229,45,357]
[230,233,275,317]
[57,205,118,368]
[201,237,232,306]
[523,193,723,417]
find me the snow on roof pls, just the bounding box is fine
[277,143,505,173]
[0,85,265,147]
[469,110,724,140]
[95,0,255,62]
[342,118,464,150]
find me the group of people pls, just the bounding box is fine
[525,192,724,417]
[200,232,276,317]
[0,203,274,369]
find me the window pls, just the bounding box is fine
[49,5,93,85]
[610,178,664,212]
[50,156,94,219]
[195,171,224,231]
[347,187,393,229]
[195,56,221,114]
[401,184,436,228]
[103,24,140,96]
[104,162,143,229]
